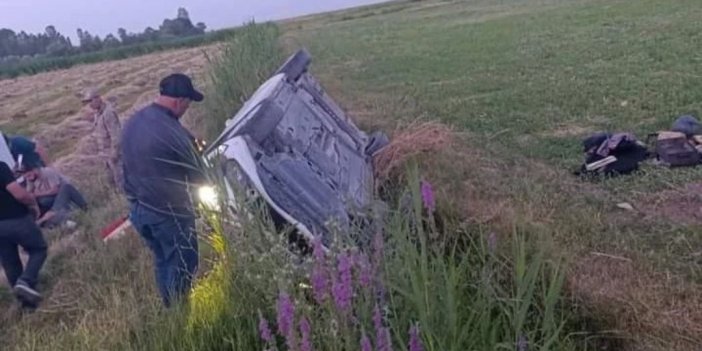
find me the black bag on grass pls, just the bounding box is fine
[575,132,650,177]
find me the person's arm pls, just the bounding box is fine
[31,183,60,197]
[31,168,63,197]
[167,127,207,185]
[106,110,122,154]
[6,182,40,219]
[96,115,108,156]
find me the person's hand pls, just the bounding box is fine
[30,204,41,220]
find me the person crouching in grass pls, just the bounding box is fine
[20,161,88,229]
[0,161,47,310]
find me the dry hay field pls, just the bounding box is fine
[0,45,216,185]
[0,44,218,304]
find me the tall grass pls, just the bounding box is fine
[120,155,577,350]
[202,20,285,140]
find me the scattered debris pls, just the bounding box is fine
[574,132,649,177]
[590,251,632,262]
[616,202,635,211]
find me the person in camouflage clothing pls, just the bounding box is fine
[81,88,123,189]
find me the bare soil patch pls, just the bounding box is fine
[638,182,702,226]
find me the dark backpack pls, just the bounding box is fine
[575,132,650,177]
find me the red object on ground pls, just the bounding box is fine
[100,216,132,241]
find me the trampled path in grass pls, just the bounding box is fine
[1,0,701,350]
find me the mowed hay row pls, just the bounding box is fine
[0,44,216,170]
[0,44,214,120]
[373,120,455,182]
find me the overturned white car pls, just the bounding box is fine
[203,49,389,249]
[0,131,16,170]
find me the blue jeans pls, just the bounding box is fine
[129,202,198,307]
[0,215,47,289]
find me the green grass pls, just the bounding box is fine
[279,0,702,348]
[282,0,702,274]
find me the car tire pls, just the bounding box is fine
[275,48,312,82]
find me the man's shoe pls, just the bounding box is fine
[13,280,42,306]
[19,300,39,313]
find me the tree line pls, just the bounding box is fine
[0,8,207,59]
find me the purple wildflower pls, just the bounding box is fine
[372,231,384,268]
[276,291,295,337]
[487,232,497,254]
[360,333,372,351]
[420,180,436,213]
[311,265,328,304]
[371,230,386,301]
[332,251,353,312]
[299,317,313,351]
[310,239,329,304]
[408,323,424,351]
[312,235,325,262]
[258,313,273,344]
[517,334,528,351]
[355,252,372,289]
[373,304,392,351]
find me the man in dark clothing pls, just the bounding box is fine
[121,73,206,307]
[3,134,48,169]
[0,161,47,310]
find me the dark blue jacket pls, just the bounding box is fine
[121,103,205,216]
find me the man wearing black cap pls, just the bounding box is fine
[120,73,206,307]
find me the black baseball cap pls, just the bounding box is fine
[159,73,204,102]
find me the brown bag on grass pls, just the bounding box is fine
[651,131,701,167]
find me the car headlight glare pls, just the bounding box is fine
[198,185,219,209]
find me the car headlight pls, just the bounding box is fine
[198,185,219,210]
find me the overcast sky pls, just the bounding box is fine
[0,0,386,41]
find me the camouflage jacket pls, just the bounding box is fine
[94,104,122,159]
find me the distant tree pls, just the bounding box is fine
[196,22,207,33]
[45,25,58,39]
[0,29,18,57]
[160,8,203,37]
[103,34,120,48]
[46,40,71,56]
[77,28,103,52]
[117,28,129,44]
[15,31,31,56]
[143,27,159,41]
[1,7,209,60]
[177,7,190,20]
